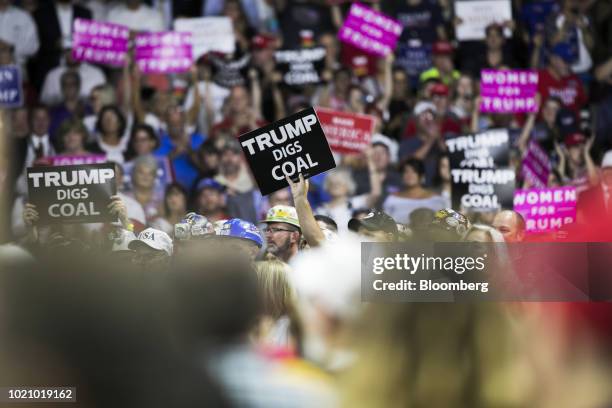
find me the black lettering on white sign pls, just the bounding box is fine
[26,163,117,224]
[239,107,336,195]
[447,129,515,211]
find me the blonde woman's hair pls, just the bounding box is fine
[254,260,303,353]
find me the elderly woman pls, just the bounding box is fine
[383,158,447,224]
[315,165,382,232]
[125,155,163,223]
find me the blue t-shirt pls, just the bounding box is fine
[155,133,205,190]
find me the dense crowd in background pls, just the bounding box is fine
[2,0,612,406]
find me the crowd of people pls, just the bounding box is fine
[2,0,612,406]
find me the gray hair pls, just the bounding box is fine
[324,167,356,196]
[132,155,158,176]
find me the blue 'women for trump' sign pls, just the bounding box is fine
[0,65,23,108]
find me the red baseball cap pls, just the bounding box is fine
[432,41,454,56]
[431,83,449,96]
[251,34,276,50]
[564,132,586,147]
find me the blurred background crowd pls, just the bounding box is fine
[1,0,612,406]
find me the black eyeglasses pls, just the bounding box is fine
[263,227,294,234]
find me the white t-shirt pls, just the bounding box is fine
[40,63,107,106]
[55,3,73,48]
[183,82,231,134]
[383,194,447,224]
[0,6,39,68]
[315,195,368,232]
[106,4,164,32]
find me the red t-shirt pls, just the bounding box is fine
[537,68,587,114]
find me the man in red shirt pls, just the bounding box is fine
[538,43,587,116]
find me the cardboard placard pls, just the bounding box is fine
[239,108,336,195]
[26,163,117,224]
[210,54,251,88]
[135,31,193,74]
[454,0,512,41]
[174,17,235,59]
[514,186,577,233]
[274,48,326,86]
[338,3,402,57]
[72,18,129,67]
[522,141,551,188]
[480,70,539,113]
[447,129,515,211]
[316,107,375,154]
[0,66,23,108]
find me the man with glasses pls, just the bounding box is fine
[128,227,173,270]
[260,205,301,262]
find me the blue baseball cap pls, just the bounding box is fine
[195,178,225,193]
[218,218,263,247]
[550,43,574,64]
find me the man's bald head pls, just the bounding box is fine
[492,210,525,243]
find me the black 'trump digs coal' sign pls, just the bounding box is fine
[27,163,117,224]
[274,48,326,86]
[447,129,515,211]
[239,107,336,195]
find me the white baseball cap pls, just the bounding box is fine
[128,228,173,256]
[601,150,612,169]
[413,101,437,116]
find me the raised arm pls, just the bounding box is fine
[364,148,383,208]
[249,68,263,121]
[583,136,599,186]
[186,64,202,127]
[378,53,394,112]
[131,63,145,124]
[286,174,326,248]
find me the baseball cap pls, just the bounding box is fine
[432,41,454,56]
[174,212,215,241]
[601,150,612,168]
[556,108,578,136]
[252,34,276,50]
[564,132,586,147]
[414,101,437,116]
[550,43,574,64]
[128,228,173,256]
[260,205,300,229]
[195,178,226,193]
[218,218,264,247]
[431,208,471,239]
[348,210,398,236]
[430,83,450,97]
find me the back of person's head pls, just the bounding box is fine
[171,251,261,345]
[255,260,294,320]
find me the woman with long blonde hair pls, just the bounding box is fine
[252,260,303,356]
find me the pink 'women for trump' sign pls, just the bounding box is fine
[513,186,577,233]
[135,31,193,74]
[338,3,402,57]
[72,18,129,67]
[480,69,538,113]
